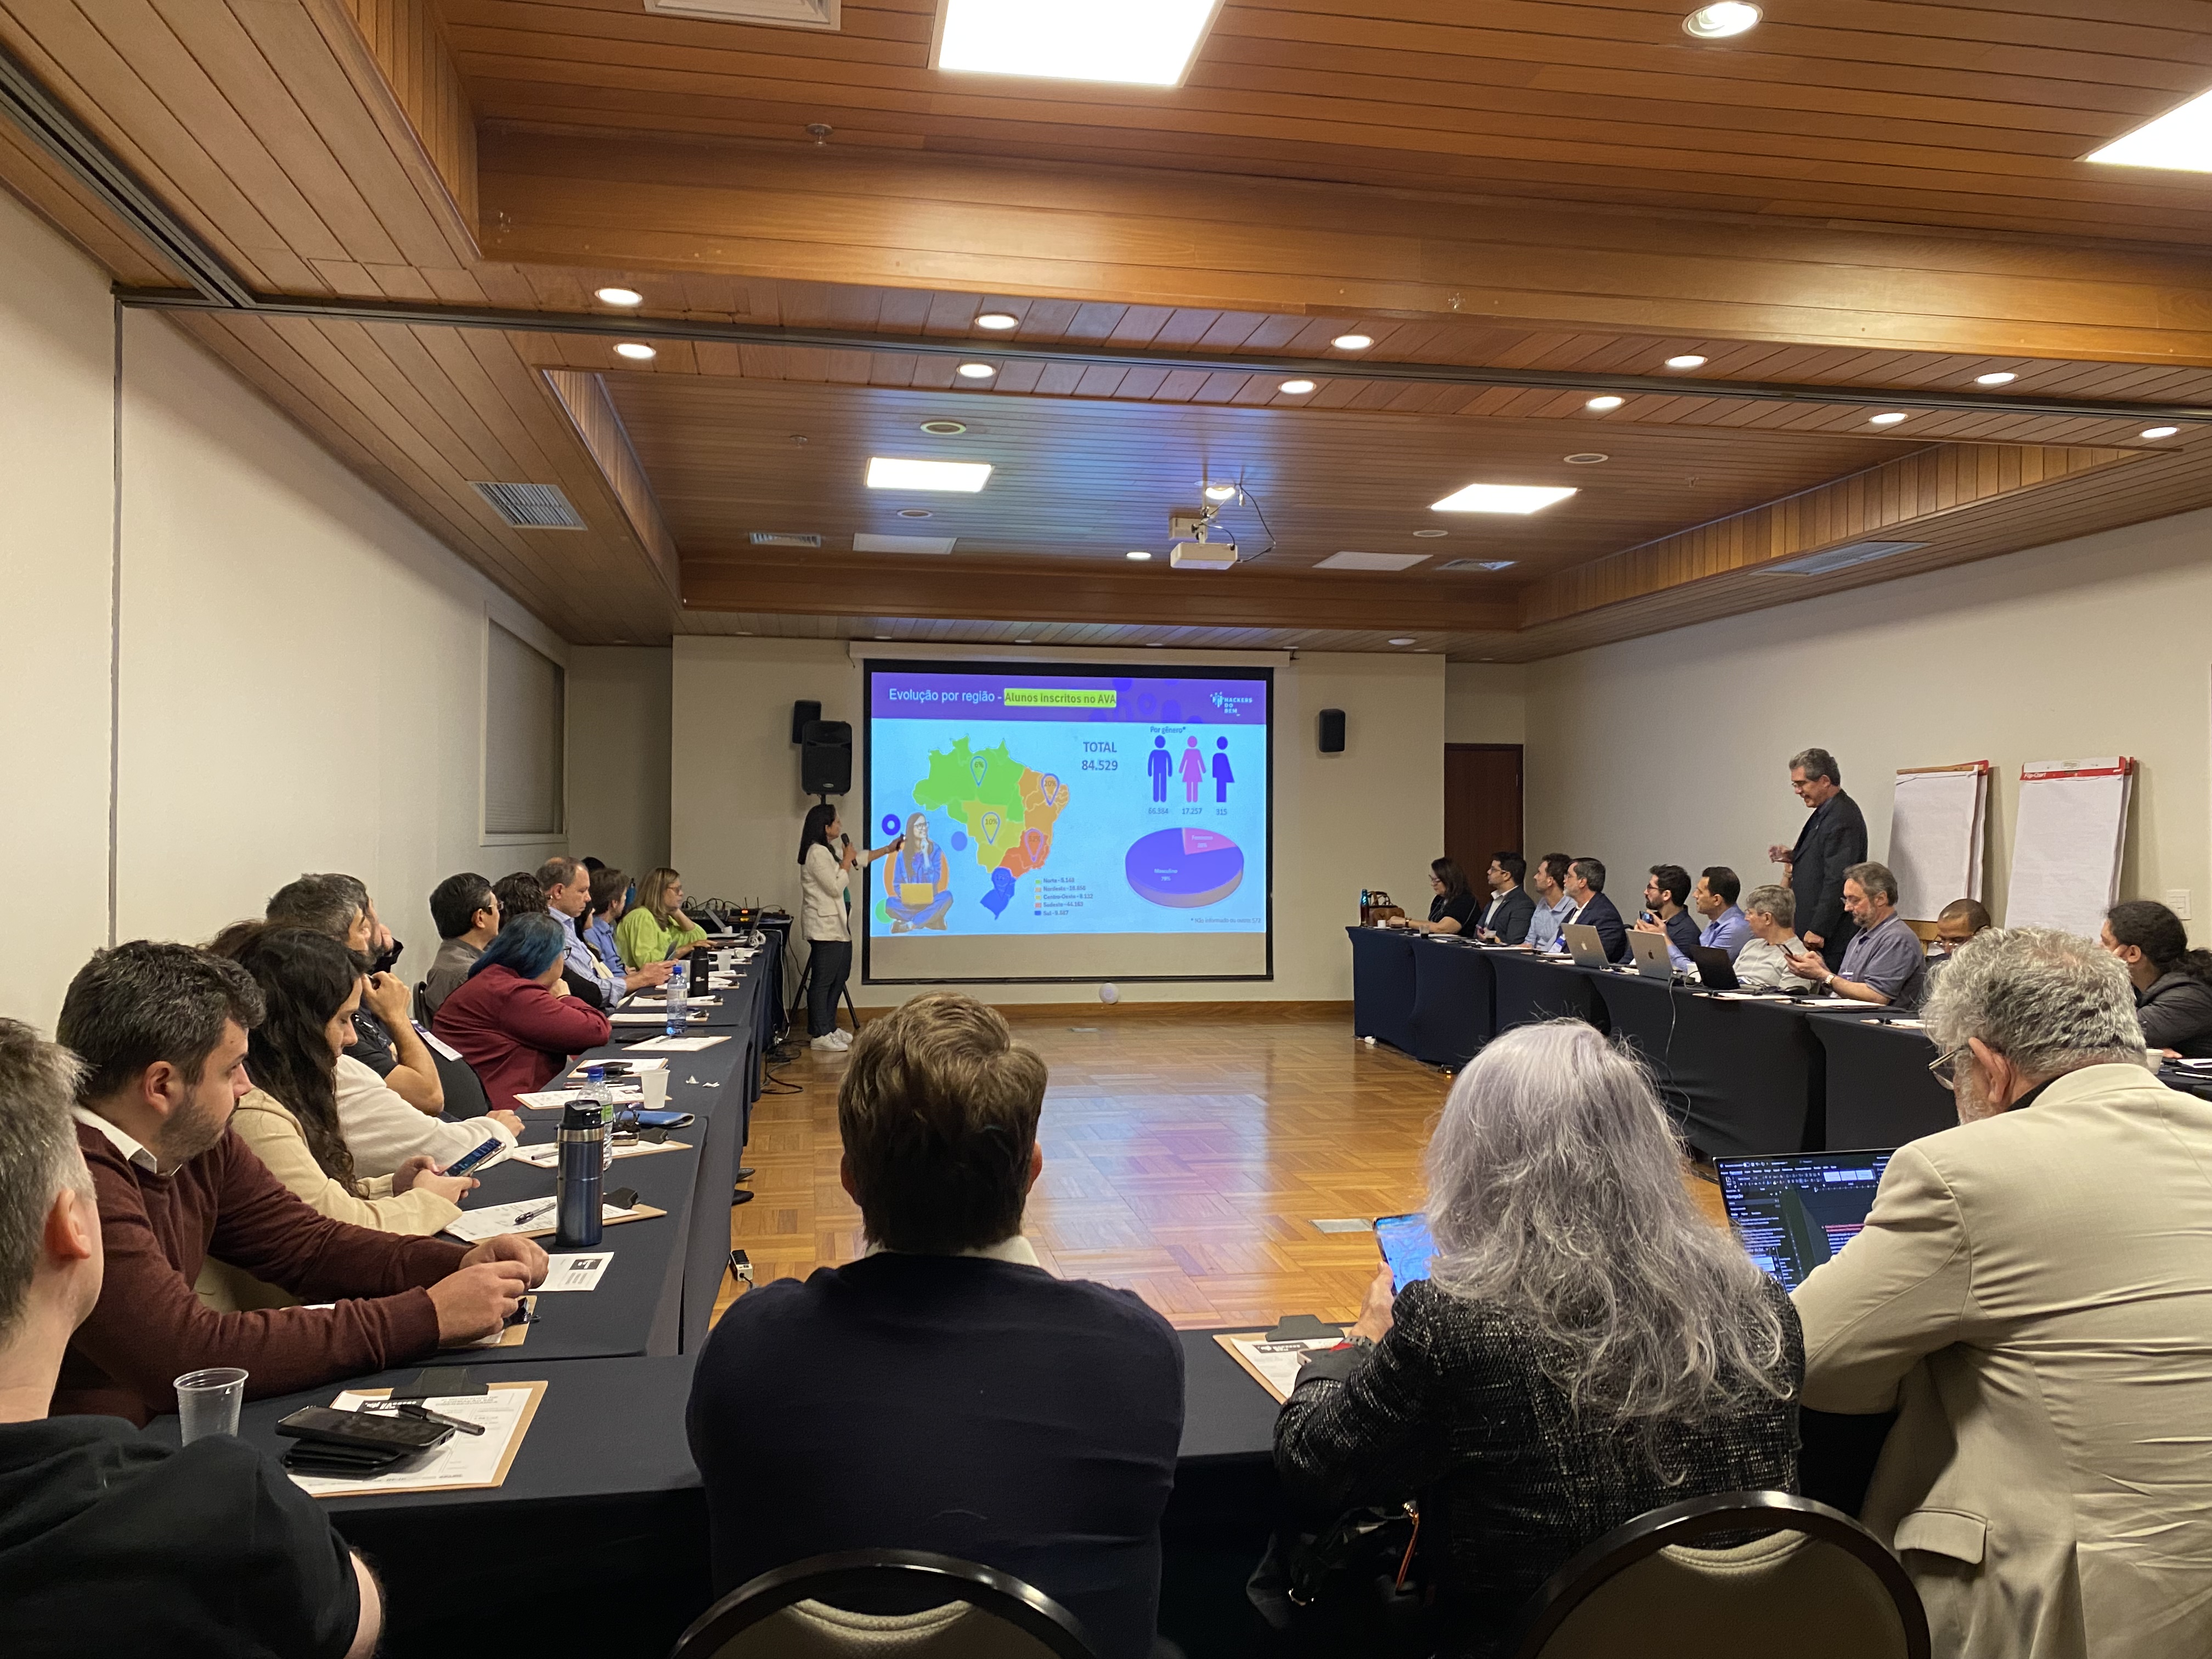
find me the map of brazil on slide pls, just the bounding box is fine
[912,736,1070,917]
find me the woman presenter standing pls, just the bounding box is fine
[798,803,899,1053]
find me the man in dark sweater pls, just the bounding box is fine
[0,1017,382,1656]
[50,941,545,1425]
[687,992,1185,1659]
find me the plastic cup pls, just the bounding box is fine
[641,1069,670,1110]
[174,1367,247,1443]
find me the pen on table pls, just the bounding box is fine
[509,1204,552,1228]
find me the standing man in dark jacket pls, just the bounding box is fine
[1768,748,1867,972]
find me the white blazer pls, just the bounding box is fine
[1793,1062,2212,1659]
[800,842,853,943]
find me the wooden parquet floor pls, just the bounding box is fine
[716,1009,1728,1328]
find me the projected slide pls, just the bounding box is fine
[864,663,1272,984]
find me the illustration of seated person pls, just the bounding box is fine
[886,813,952,932]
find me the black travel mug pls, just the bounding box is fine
[553,1102,603,1250]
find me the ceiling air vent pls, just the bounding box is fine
[1762,539,1926,577]
[749,532,823,548]
[470,481,585,529]
[1438,558,1517,572]
[643,0,838,27]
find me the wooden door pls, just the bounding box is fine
[1445,744,1525,878]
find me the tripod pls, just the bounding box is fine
[787,938,862,1040]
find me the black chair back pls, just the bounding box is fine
[667,1549,1099,1659]
[1513,1489,1929,1659]
[427,1044,492,1119]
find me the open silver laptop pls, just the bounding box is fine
[1627,930,1674,980]
[1562,923,1612,969]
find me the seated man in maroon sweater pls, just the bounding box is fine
[49,941,547,1425]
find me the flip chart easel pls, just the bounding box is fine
[2006,758,2135,940]
[1889,761,1989,922]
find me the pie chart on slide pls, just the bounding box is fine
[1126,827,1245,908]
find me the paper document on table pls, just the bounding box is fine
[511,1084,644,1112]
[288,1382,545,1497]
[609,1009,710,1025]
[623,992,721,1007]
[538,1252,612,1292]
[1214,1331,1348,1404]
[509,1138,689,1168]
[441,1197,656,1243]
[625,1035,729,1052]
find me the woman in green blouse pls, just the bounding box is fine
[615,866,709,970]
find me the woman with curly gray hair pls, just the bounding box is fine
[1274,1019,1802,1656]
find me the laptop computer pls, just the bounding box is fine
[1626,930,1674,980]
[1688,945,1739,990]
[1562,923,1612,969]
[1715,1148,1895,1292]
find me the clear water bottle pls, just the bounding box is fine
[663,960,690,1037]
[580,1063,615,1170]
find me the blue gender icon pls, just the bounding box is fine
[980,866,1017,917]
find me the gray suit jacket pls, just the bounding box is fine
[1794,1063,2212,1659]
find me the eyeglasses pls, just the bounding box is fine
[1927,1044,1967,1092]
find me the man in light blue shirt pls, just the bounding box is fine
[541,856,672,1003]
[1670,866,1752,970]
[1525,853,1579,950]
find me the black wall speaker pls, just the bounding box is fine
[801,719,853,796]
[1317,708,1346,754]
[791,699,822,745]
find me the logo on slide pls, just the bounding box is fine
[1125,827,1245,909]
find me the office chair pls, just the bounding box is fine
[1513,1490,1929,1659]
[667,1549,1101,1659]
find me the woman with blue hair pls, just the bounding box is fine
[432,911,612,1110]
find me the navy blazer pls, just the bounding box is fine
[1567,891,1630,962]
[1475,887,1537,946]
[686,1252,1185,1659]
[1790,789,1869,958]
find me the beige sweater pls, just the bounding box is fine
[196,1087,462,1312]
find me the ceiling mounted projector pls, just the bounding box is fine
[1171,540,1238,570]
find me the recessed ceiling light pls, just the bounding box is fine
[1203,482,1238,501]
[614,342,656,360]
[1388,637,1417,646]
[1682,2,1760,38]
[1126,549,1153,560]
[1585,395,1625,411]
[874,635,893,641]
[1412,528,1449,538]
[897,507,934,518]
[2143,426,2181,438]
[956,362,997,379]
[974,312,1019,330]
[1331,333,1373,350]
[595,286,644,306]
[933,0,1225,87]
[1279,379,1317,394]
[1869,411,1909,426]
[919,420,968,435]
[1144,641,1164,646]
[1015,638,1034,644]
[2087,88,2212,173]
[1564,452,1609,465]
[1431,483,1578,515]
[1664,354,1707,370]
[866,456,992,492]
[1974,372,2017,386]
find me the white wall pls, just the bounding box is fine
[1446,662,1528,745]
[0,187,569,1028]
[1525,506,2212,927]
[671,639,1443,1003]
[567,646,672,879]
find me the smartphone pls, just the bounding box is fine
[1374,1211,1437,1293]
[442,1137,504,1178]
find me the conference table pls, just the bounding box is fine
[1350,927,1960,1158]
[151,942,1293,1658]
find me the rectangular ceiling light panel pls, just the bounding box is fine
[1316,551,1430,572]
[933,0,1226,87]
[1762,540,1927,577]
[865,456,992,492]
[1430,483,1578,515]
[644,0,838,26]
[2086,88,2212,172]
[854,533,958,555]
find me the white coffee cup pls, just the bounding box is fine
[641,1069,670,1110]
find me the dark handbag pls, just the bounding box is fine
[1248,1497,1433,1656]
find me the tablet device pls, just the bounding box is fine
[1374,1211,1436,1293]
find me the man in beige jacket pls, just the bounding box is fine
[1795,927,2212,1659]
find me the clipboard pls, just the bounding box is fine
[514,1203,664,1242]
[290,1380,546,1498]
[1214,1315,1348,1404]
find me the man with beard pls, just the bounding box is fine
[265,873,445,1114]
[1795,928,2212,1659]
[48,941,546,1425]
